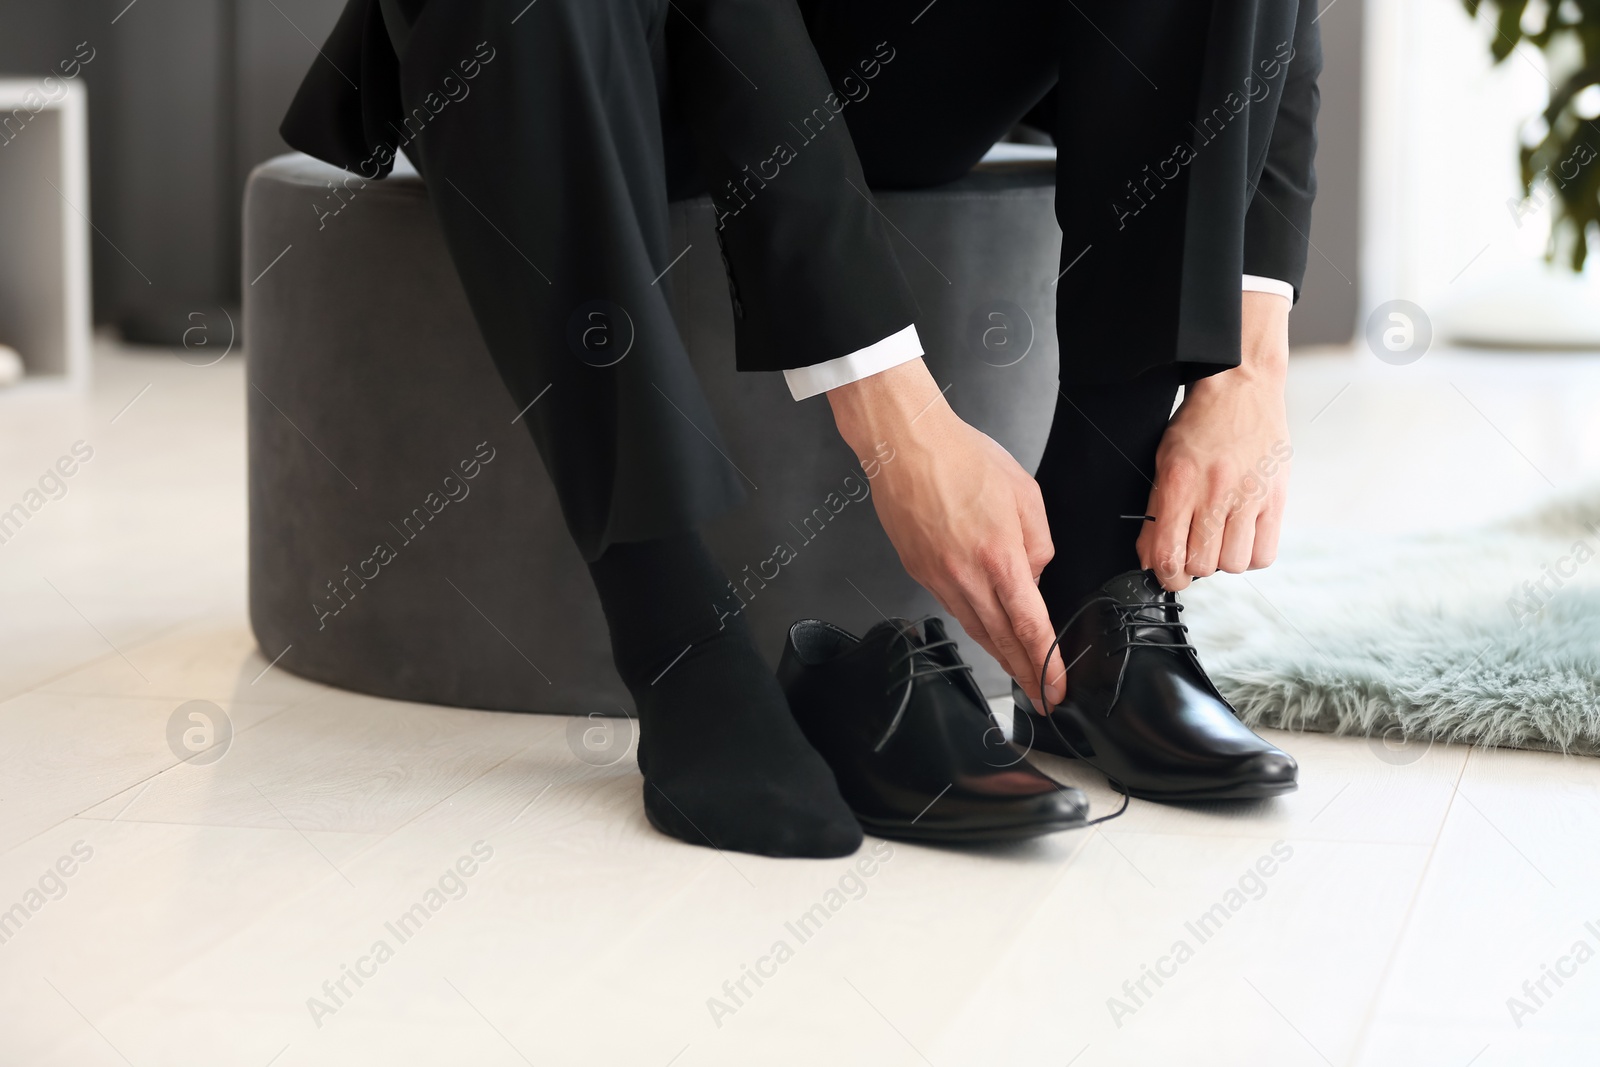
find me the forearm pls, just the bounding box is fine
[825,357,946,456]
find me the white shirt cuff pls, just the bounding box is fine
[782,324,924,401]
[1242,274,1295,301]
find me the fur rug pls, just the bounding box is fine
[1182,491,1600,756]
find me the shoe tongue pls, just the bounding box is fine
[862,618,923,647]
[1098,570,1184,646]
[867,617,987,732]
[1100,569,1166,605]
[915,617,964,672]
[861,616,965,673]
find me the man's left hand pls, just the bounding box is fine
[1137,291,1294,591]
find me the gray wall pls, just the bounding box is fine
[0,0,342,343]
[1289,0,1362,347]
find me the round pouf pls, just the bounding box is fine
[244,152,1061,714]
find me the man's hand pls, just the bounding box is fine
[1138,291,1294,590]
[828,359,1065,712]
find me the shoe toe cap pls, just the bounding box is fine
[942,774,1089,827]
[1046,786,1090,822]
[1239,749,1298,785]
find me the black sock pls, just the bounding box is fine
[586,530,861,858]
[1035,366,1182,621]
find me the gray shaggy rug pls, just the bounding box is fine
[1182,491,1600,756]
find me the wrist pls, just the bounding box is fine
[826,358,946,457]
[1191,354,1286,398]
[1206,291,1290,391]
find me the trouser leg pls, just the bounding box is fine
[796,0,1060,187]
[1034,366,1182,614]
[386,0,745,561]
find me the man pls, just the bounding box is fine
[282,0,1319,856]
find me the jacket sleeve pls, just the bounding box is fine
[667,0,920,372]
[1241,0,1321,302]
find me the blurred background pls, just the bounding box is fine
[0,0,376,349]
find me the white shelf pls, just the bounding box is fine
[0,76,91,391]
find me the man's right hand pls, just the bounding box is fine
[827,359,1065,712]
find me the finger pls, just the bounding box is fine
[921,579,997,659]
[1184,485,1232,579]
[1136,484,1159,571]
[962,568,1049,713]
[1215,501,1259,573]
[995,569,1065,707]
[925,577,1018,691]
[937,588,1008,677]
[1139,477,1195,591]
[1250,494,1285,569]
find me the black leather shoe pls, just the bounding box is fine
[779,616,1088,843]
[1014,570,1297,801]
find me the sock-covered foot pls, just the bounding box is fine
[587,532,862,858]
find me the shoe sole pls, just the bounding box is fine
[1111,779,1298,802]
[1012,705,1298,803]
[856,812,1087,844]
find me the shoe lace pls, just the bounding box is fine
[1102,597,1194,657]
[1024,595,1165,829]
[881,615,1132,828]
[875,615,976,752]
[1037,587,1193,720]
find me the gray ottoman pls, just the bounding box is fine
[244,152,1061,714]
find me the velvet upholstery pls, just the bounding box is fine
[244,152,1061,712]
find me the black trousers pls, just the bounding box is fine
[380,0,1302,582]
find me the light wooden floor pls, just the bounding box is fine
[1,338,1598,1067]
